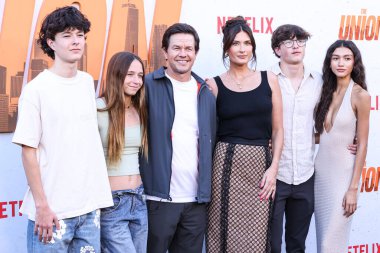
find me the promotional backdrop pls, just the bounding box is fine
[0,0,379,252]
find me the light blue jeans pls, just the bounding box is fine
[100,185,148,253]
[27,209,101,253]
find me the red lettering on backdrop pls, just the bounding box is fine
[216,16,274,34]
[348,243,380,253]
[252,17,259,32]
[244,16,251,25]
[265,17,273,33]
[0,200,23,219]
[0,202,7,218]
[217,16,225,34]
[359,244,365,253]
[9,201,18,217]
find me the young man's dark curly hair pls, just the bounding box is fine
[38,6,91,59]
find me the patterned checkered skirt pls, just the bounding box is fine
[206,141,272,253]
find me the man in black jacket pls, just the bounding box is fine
[140,23,216,253]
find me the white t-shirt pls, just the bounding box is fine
[12,69,113,220]
[147,74,199,203]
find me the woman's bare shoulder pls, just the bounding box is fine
[352,84,370,101]
[352,84,370,110]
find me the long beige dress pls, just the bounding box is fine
[314,80,357,253]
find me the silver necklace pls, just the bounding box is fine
[227,70,253,90]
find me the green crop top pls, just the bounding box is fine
[96,98,141,176]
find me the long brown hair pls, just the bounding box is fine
[314,40,367,134]
[99,52,148,165]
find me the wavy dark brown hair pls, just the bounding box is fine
[99,52,148,165]
[314,40,367,134]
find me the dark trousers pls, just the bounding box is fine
[270,175,314,253]
[146,200,206,253]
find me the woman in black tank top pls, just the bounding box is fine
[206,17,284,253]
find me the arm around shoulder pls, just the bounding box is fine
[206,78,218,97]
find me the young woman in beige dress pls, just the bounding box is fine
[314,40,370,253]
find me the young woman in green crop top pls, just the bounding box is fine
[97,51,148,253]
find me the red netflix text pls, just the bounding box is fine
[217,16,274,34]
[348,243,380,253]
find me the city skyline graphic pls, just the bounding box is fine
[0,0,182,132]
[98,0,182,95]
[0,0,35,133]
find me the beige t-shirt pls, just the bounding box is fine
[12,69,113,221]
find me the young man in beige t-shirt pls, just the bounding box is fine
[12,6,112,252]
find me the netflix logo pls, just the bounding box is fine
[217,16,274,34]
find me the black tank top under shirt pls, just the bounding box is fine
[215,71,272,146]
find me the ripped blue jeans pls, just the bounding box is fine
[27,209,101,253]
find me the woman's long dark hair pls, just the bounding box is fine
[99,52,148,164]
[314,40,367,134]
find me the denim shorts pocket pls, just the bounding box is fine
[101,195,122,214]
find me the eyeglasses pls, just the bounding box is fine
[281,39,307,48]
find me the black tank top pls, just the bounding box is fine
[215,71,272,146]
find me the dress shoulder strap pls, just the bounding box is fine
[260,71,271,93]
